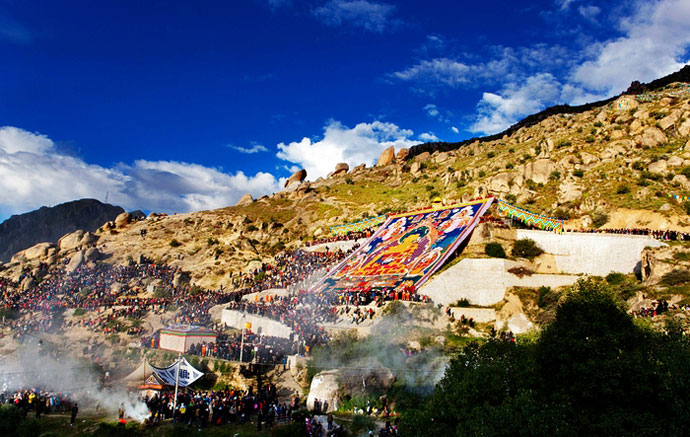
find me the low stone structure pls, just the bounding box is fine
[221,309,293,338]
[517,230,666,276]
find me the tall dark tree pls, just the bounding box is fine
[400,279,690,436]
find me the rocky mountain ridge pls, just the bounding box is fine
[0,199,124,263]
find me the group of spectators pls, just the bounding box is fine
[142,384,298,432]
[306,229,374,247]
[1,386,78,423]
[630,300,690,318]
[566,227,690,241]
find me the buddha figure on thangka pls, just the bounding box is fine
[312,198,493,295]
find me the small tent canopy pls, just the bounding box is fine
[122,358,204,388]
[123,361,160,382]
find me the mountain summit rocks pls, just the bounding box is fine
[376,147,395,167]
[284,169,307,188]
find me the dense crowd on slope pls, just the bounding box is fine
[567,227,690,241]
[305,229,374,247]
[231,249,351,293]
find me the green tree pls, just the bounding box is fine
[400,279,690,436]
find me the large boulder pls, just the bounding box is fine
[672,174,690,190]
[331,163,349,177]
[284,169,307,188]
[84,247,101,263]
[236,193,254,206]
[307,370,340,412]
[376,146,395,167]
[637,127,667,148]
[415,151,432,163]
[523,159,552,185]
[58,230,86,252]
[658,110,682,131]
[396,148,410,162]
[489,172,515,193]
[351,163,366,173]
[66,251,85,273]
[647,160,668,175]
[679,117,690,137]
[114,212,132,228]
[10,242,57,264]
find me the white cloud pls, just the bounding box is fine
[469,73,561,134]
[418,132,440,142]
[578,5,600,20]
[313,0,398,33]
[276,120,418,180]
[556,0,577,11]
[451,126,459,134]
[391,45,574,95]
[391,58,472,91]
[230,143,269,154]
[0,126,284,218]
[424,104,440,118]
[571,0,690,94]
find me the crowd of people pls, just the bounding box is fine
[567,227,690,241]
[630,300,690,318]
[306,229,374,247]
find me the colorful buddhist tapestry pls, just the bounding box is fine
[497,199,564,232]
[329,214,387,236]
[312,198,494,294]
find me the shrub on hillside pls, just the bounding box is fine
[616,184,630,194]
[454,298,471,307]
[511,239,544,259]
[485,242,506,258]
[169,239,181,247]
[590,211,608,228]
[684,201,690,215]
[661,269,690,286]
[605,272,626,285]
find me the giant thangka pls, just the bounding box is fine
[311,198,494,294]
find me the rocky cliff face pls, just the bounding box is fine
[0,199,124,262]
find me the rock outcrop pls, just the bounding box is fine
[10,242,58,264]
[236,194,254,206]
[284,169,307,188]
[330,163,349,177]
[115,212,132,228]
[376,147,395,167]
[396,148,409,162]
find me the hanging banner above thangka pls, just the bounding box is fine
[329,214,387,236]
[496,199,564,233]
[667,193,690,201]
[312,198,494,295]
[153,357,204,387]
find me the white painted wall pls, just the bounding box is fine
[517,230,666,276]
[221,309,294,339]
[421,258,580,306]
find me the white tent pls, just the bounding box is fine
[123,357,204,387]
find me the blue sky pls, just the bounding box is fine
[0,0,689,219]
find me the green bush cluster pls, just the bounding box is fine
[511,239,544,259]
[485,242,507,258]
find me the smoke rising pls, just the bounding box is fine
[0,340,149,422]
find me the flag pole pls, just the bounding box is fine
[173,352,181,413]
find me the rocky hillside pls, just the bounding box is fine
[2,71,690,291]
[0,199,124,262]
